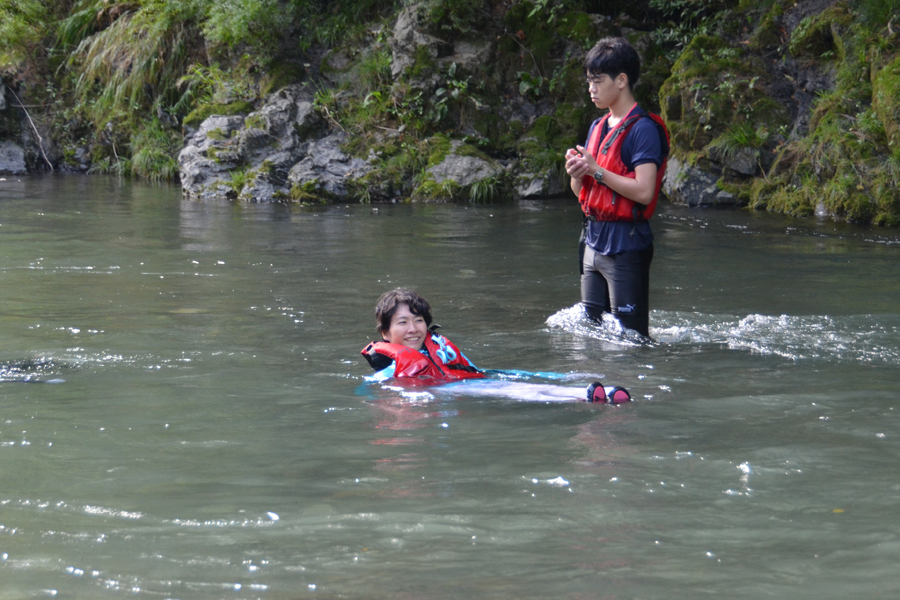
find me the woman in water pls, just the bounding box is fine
[361,288,481,382]
[362,288,629,403]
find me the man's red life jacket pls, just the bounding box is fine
[361,333,484,383]
[578,104,670,222]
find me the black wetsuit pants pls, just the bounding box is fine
[581,243,654,337]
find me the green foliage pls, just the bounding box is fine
[712,122,770,156]
[856,0,900,24]
[872,56,900,149]
[225,166,252,195]
[0,0,53,69]
[129,118,180,181]
[177,62,258,114]
[420,0,489,35]
[517,109,587,176]
[502,1,558,63]
[469,176,499,203]
[788,4,852,60]
[183,101,254,129]
[259,62,305,98]
[66,1,205,127]
[647,0,721,63]
[517,71,544,100]
[201,0,285,58]
[660,35,789,153]
[289,180,328,203]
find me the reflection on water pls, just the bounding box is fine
[0,175,899,599]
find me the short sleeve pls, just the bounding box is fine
[622,118,664,170]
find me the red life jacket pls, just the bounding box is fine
[579,104,669,222]
[361,333,484,383]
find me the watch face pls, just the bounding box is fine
[592,171,602,183]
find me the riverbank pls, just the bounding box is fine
[1,0,899,225]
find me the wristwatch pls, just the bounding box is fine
[592,169,604,184]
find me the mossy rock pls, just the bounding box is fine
[872,176,900,226]
[517,108,591,173]
[471,108,511,153]
[788,3,852,60]
[761,182,817,217]
[424,133,453,168]
[289,180,328,202]
[659,35,788,153]
[205,128,229,141]
[244,114,267,131]
[413,175,463,201]
[748,1,785,50]
[413,171,510,203]
[555,12,594,49]
[183,102,254,130]
[551,56,594,106]
[407,45,439,81]
[872,56,900,149]
[259,62,305,98]
[502,1,559,63]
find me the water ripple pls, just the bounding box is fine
[654,311,900,364]
[547,304,900,364]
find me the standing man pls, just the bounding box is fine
[564,37,668,338]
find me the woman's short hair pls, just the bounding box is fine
[375,288,433,334]
[584,37,641,90]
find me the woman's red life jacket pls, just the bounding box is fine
[361,334,484,383]
[578,104,669,222]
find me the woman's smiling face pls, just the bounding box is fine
[382,303,427,350]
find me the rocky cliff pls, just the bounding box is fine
[1,0,898,224]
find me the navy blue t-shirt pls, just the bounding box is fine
[583,106,664,255]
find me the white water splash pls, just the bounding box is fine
[545,304,649,346]
[652,311,900,364]
[547,304,900,365]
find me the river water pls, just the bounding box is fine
[0,175,898,599]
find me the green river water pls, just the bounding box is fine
[0,175,899,599]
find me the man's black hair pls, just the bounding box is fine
[583,37,641,91]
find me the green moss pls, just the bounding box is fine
[872,168,900,225]
[717,179,753,206]
[763,180,817,217]
[244,114,267,130]
[407,45,438,80]
[555,12,596,50]
[414,175,462,201]
[425,134,453,167]
[360,137,431,197]
[749,3,783,50]
[129,118,180,181]
[660,35,789,153]
[872,56,900,149]
[788,3,853,60]
[289,180,326,202]
[259,62,305,98]
[183,101,253,129]
[550,57,591,106]
[454,141,491,160]
[470,110,508,152]
[205,128,229,141]
[517,108,589,174]
[502,1,557,63]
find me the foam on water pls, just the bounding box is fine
[545,304,649,346]
[547,303,900,364]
